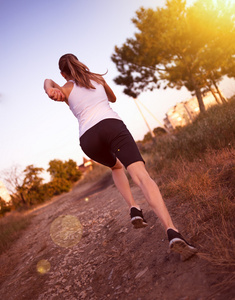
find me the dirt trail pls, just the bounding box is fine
[0,174,231,300]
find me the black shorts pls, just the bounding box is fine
[80,119,144,169]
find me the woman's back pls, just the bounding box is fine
[68,80,121,137]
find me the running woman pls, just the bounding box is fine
[44,53,197,260]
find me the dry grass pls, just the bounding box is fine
[148,147,235,291]
[140,98,235,169]
[0,212,32,255]
[77,162,111,185]
[0,163,110,255]
[141,99,235,293]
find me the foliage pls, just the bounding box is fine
[1,165,24,196]
[153,127,167,136]
[141,127,167,143]
[43,177,72,196]
[3,159,82,212]
[22,165,45,205]
[112,0,235,112]
[47,159,82,183]
[140,98,235,166]
[139,98,235,280]
[46,159,82,196]
[142,132,153,144]
[157,148,235,279]
[0,197,11,217]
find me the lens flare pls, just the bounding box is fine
[37,259,51,274]
[50,215,83,248]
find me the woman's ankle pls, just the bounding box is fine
[166,227,179,233]
[130,205,141,210]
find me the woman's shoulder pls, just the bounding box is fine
[65,80,75,86]
[62,81,75,89]
[62,81,74,100]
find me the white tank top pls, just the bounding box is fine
[68,80,121,137]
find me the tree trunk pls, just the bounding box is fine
[212,80,227,103]
[190,75,205,113]
[208,85,221,104]
[20,192,27,205]
[194,84,206,113]
[196,88,205,112]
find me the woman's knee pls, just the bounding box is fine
[127,161,150,185]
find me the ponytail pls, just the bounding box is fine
[59,54,106,89]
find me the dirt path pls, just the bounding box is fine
[0,174,231,300]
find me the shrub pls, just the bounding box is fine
[141,99,235,291]
[45,177,72,196]
[0,198,11,217]
[158,149,235,269]
[143,98,235,172]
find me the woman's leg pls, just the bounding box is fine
[127,161,177,232]
[111,159,140,209]
[112,159,197,259]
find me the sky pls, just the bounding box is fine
[0,0,235,183]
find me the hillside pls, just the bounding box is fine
[0,172,234,300]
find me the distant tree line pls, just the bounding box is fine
[112,0,235,112]
[0,159,82,215]
[139,127,167,144]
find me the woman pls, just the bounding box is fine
[44,53,197,261]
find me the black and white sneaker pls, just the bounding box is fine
[130,207,148,229]
[167,228,197,261]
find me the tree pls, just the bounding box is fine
[0,197,11,216]
[191,0,235,103]
[20,165,45,205]
[43,178,71,196]
[1,165,23,195]
[47,159,67,180]
[153,127,167,136]
[111,0,235,113]
[47,159,82,183]
[1,165,27,207]
[64,159,82,183]
[142,132,153,144]
[219,0,235,83]
[47,159,82,196]
[1,159,82,209]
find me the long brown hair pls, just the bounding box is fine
[59,54,106,89]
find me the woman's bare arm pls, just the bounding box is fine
[44,79,73,104]
[44,79,66,101]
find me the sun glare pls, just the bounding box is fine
[37,259,51,274]
[50,215,83,248]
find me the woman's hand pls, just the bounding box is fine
[44,79,71,105]
[46,87,65,102]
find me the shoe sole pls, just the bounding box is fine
[169,238,197,261]
[131,217,148,229]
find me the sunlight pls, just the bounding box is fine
[37,259,51,274]
[50,215,83,248]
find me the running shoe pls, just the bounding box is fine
[167,228,197,261]
[130,207,148,229]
